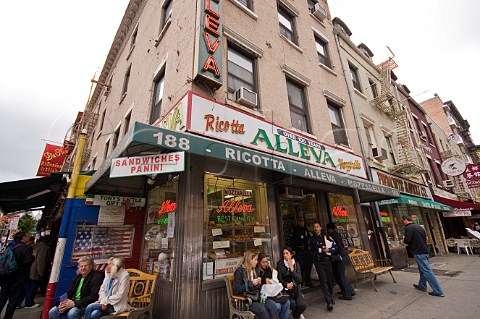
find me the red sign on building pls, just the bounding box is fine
[463,164,480,188]
[36,143,69,176]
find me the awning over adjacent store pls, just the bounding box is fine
[432,195,480,212]
[377,194,453,211]
[0,174,65,213]
[86,122,401,202]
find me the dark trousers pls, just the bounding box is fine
[25,279,41,307]
[313,259,333,305]
[0,280,25,319]
[332,259,354,298]
[295,250,313,285]
[289,292,307,319]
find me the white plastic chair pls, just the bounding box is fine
[456,240,473,255]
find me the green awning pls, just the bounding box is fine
[377,194,453,211]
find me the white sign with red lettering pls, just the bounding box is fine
[110,152,185,178]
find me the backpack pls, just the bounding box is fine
[0,244,18,276]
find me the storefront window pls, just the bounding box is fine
[203,173,272,280]
[328,193,362,250]
[380,205,427,248]
[143,178,178,281]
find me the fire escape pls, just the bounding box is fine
[63,76,102,172]
[371,57,426,177]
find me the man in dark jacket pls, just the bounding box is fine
[326,222,355,300]
[308,222,334,311]
[402,215,444,297]
[48,256,104,319]
[290,216,313,288]
[0,231,35,319]
[25,235,52,308]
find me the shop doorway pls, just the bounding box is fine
[280,192,318,247]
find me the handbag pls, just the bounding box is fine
[272,291,289,303]
[244,290,260,301]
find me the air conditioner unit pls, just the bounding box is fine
[104,86,111,95]
[443,179,455,188]
[419,130,427,139]
[310,3,327,21]
[279,187,304,199]
[372,147,388,161]
[235,87,258,108]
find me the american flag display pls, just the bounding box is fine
[71,226,135,261]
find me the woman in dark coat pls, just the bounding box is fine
[232,251,272,319]
[257,252,290,319]
[276,247,307,319]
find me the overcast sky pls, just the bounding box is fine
[1,0,479,183]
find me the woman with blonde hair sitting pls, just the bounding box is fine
[232,251,273,319]
[84,257,132,319]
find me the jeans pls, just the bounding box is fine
[0,280,24,319]
[84,303,115,319]
[25,279,41,307]
[274,298,290,319]
[289,293,307,318]
[414,254,443,295]
[48,305,85,319]
[249,301,271,319]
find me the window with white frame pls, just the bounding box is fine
[130,25,138,50]
[124,111,131,135]
[349,64,361,92]
[328,101,348,145]
[104,139,110,160]
[150,70,165,124]
[364,125,376,156]
[368,78,378,98]
[287,79,310,133]
[227,45,256,102]
[384,134,397,164]
[112,125,120,149]
[99,108,106,132]
[122,65,132,96]
[278,4,297,44]
[307,0,318,11]
[237,0,253,10]
[162,0,173,29]
[315,35,331,68]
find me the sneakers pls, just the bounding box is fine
[429,292,445,298]
[24,304,40,309]
[327,303,334,311]
[300,315,306,319]
[413,284,426,292]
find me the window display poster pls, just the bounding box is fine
[214,257,243,277]
[71,226,135,261]
[167,212,175,238]
[98,206,125,226]
[347,223,358,238]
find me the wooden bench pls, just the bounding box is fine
[348,249,397,292]
[224,274,255,319]
[104,268,156,318]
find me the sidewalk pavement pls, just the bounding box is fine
[301,253,480,319]
[7,253,480,319]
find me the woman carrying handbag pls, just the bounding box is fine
[232,251,273,319]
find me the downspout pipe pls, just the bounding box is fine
[332,28,389,259]
[42,129,88,319]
